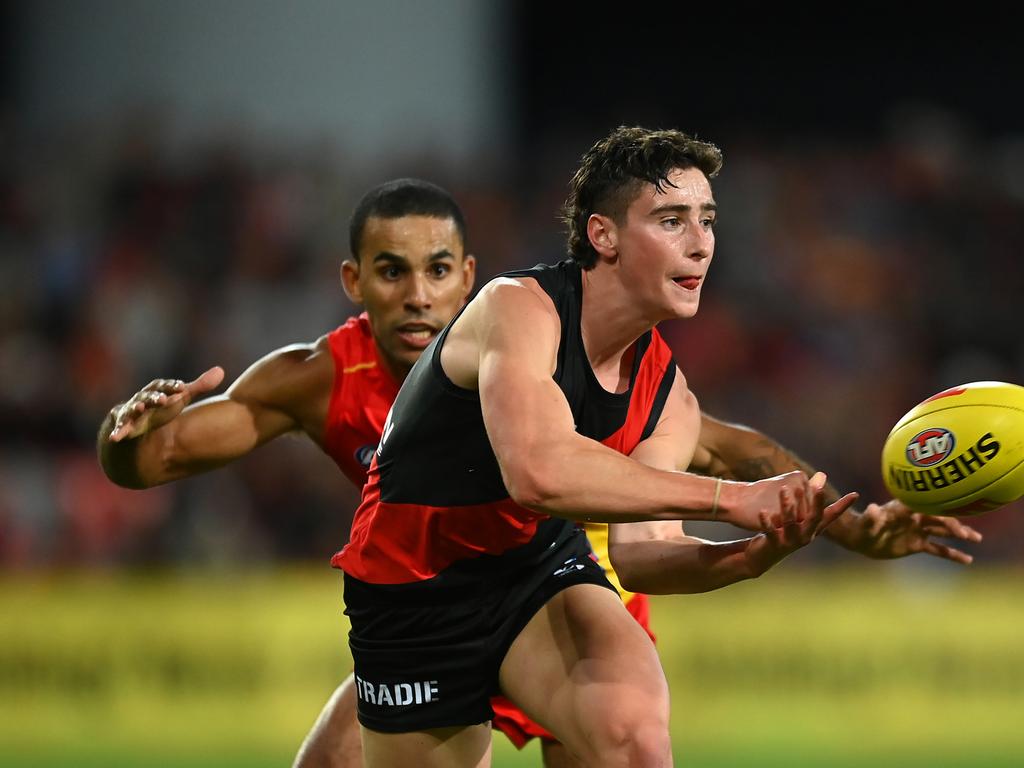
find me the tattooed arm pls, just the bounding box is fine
[689,412,981,562]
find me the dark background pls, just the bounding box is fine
[2,3,1023,568]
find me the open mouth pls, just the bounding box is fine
[395,323,439,349]
[672,276,701,290]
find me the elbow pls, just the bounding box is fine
[503,463,559,512]
[98,456,150,490]
[98,436,172,491]
[608,546,652,595]
[616,568,644,595]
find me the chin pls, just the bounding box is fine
[668,297,701,319]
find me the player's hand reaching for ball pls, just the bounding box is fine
[846,499,982,564]
[108,367,225,442]
[744,472,860,576]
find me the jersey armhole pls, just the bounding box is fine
[639,362,677,442]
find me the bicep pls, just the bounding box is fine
[476,283,575,474]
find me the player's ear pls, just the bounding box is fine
[587,214,618,263]
[341,258,363,303]
[460,253,477,296]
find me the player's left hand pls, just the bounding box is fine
[851,499,982,564]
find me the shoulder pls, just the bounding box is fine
[325,314,373,350]
[440,276,562,388]
[471,276,560,337]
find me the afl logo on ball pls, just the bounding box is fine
[905,428,956,467]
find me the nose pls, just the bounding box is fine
[688,223,713,261]
[404,273,433,311]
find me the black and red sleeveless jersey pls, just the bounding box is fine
[332,260,676,586]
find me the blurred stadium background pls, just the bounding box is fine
[1,2,1023,766]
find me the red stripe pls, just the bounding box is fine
[333,470,544,584]
[601,329,673,454]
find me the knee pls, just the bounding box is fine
[579,721,672,768]
[293,732,363,768]
[577,699,672,767]
[293,738,363,768]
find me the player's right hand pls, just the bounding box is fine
[108,367,225,442]
[729,470,812,531]
[743,473,859,574]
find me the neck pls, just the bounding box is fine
[376,347,411,386]
[579,263,657,369]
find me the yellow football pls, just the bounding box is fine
[881,381,1024,515]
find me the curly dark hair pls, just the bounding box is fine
[563,126,723,269]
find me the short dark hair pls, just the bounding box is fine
[563,126,723,269]
[349,178,467,258]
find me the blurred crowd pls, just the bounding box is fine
[2,107,1024,569]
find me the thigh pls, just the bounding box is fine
[361,723,492,768]
[498,583,669,759]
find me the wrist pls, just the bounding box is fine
[823,507,865,549]
[713,479,742,524]
[741,534,772,579]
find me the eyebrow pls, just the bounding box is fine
[372,249,456,264]
[648,202,718,216]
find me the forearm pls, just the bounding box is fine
[519,437,742,525]
[97,398,254,488]
[705,429,865,549]
[613,537,758,594]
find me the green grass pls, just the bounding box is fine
[1,565,1022,766]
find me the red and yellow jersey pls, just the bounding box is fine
[321,313,400,488]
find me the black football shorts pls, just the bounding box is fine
[343,527,615,733]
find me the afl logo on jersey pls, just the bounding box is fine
[905,428,955,467]
[354,444,376,469]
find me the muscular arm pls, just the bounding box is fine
[445,279,804,528]
[97,342,332,489]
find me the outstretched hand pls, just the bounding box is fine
[746,472,859,576]
[108,367,225,442]
[852,499,982,564]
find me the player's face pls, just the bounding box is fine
[343,215,475,379]
[614,166,716,320]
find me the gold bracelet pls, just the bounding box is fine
[711,477,723,520]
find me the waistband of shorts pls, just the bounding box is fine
[344,570,491,607]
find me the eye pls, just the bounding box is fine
[429,263,452,278]
[379,265,404,280]
[661,217,681,230]
[701,217,716,230]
